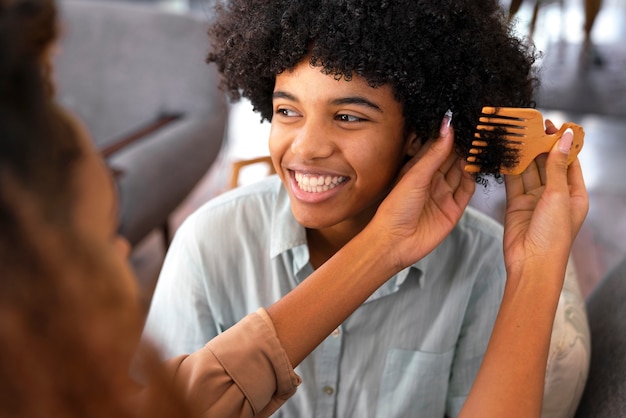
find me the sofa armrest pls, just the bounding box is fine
[100,113,183,158]
[107,110,226,246]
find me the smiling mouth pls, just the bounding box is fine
[294,172,347,193]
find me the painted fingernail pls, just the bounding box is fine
[558,128,574,154]
[440,109,453,136]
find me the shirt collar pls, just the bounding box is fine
[269,182,428,290]
[269,183,307,258]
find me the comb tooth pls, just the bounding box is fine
[471,140,488,147]
[477,132,526,141]
[479,115,526,124]
[466,156,478,163]
[480,106,499,116]
[474,137,525,149]
[468,148,482,155]
[476,121,526,132]
[503,139,524,147]
[475,126,527,140]
[477,118,525,126]
[464,164,482,173]
[481,106,541,120]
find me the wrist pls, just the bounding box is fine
[356,222,405,276]
[505,255,568,296]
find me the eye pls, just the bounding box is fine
[275,108,300,117]
[337,114,364,123]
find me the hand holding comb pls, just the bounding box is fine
[465,107,584,175]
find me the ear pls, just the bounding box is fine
[403,131,421,157]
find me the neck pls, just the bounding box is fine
[306,218,370,268]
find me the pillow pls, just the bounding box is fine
[542,257,590,418]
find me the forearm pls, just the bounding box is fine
[267,225,400,367]
[460,259,567,418]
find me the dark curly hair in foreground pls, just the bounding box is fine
[206,0,540,175]
[0,0,192,415]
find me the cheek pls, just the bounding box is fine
[268,123,288,152]
[268,126,290,173]
[351,136,405,175]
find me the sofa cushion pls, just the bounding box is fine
[55,0,223,148]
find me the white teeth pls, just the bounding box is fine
[295,172,346,193]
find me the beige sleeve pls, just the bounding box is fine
[164,308,301,418]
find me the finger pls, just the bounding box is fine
[545,118,558,135]
[504,170,524,201]
[444,155,463,189]
[431,115,463,193]
[566,158,589,236]
[437,125,458,175]
[506,120,560,197]
[538,119,558,183]
[432,155,463,200]
[434,112,460,183]
[536,152,548,185]
[520,156,543,193]
[454,160,476,206]
[567,158,587,202]
[438,144,458,176]
[545,128,574,192]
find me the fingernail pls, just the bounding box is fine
[440,109,453,136]
[558,128,574,154]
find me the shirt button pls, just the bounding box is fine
[323,386,335,396]
[331,328,341,337]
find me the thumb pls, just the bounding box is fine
[546,128,574,189]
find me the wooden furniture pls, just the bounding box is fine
[508,0,564,39]
[228,156,275,190]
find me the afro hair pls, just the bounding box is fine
[206,0,540,174]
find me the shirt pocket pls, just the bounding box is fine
[376,348,455,418]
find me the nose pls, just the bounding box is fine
[290,118,334,161]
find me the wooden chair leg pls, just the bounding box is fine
[228,156,275,190]
[508,0,524,20]
[529,1,540,39]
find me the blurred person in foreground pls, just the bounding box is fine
[0,0,587,416]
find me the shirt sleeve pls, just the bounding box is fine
[164,308,301,418]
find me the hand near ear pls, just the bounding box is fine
[371,114,476,271]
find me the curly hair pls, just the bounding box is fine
[0,0,193,415]
[0,187,192,418]
[0,0,79,232]
[206,0,539,174]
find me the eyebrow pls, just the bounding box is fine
[272,91,383,113]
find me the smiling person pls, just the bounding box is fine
[142,1,587,417]
[1,0,589,416]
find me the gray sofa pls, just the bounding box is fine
[54,0,227,247]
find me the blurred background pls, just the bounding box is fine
[55,0,626,311]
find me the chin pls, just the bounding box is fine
[290,205,338,230]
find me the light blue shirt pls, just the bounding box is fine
[143,175,506,418]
